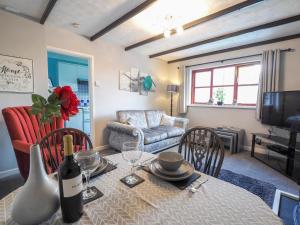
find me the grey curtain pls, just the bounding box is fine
[178,66,187,114]
[256,49,281,120]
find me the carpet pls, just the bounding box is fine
[218,169,276,208]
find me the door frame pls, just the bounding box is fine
[46,46,95,146]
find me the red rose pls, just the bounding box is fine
[54,86,79,120]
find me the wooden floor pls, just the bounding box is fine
[0,147,298,199]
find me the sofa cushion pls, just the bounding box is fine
[160,114,175,126]
[117,110,148,129]
[145,110,164,128]
[154,125,185,138]
[143,128,168,144]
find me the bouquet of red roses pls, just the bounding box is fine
[31,86,79,142]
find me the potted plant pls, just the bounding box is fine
[215,88,225,105]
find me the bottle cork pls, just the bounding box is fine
[63,135,74,156]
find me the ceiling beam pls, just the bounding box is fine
[90,0,157,41]
[150,15,300,58]
[40,0,57,24]
[168,33,300,64]
[124,0,264,51]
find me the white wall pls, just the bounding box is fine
[0,10,169,172]
[0,10,48,171]
[169,38,300,147]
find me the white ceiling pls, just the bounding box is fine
[1,0,300,62]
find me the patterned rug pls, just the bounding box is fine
[218,169,276,208]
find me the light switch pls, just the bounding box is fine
[95,81,101,87]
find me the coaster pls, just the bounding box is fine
[83,186,104,205]
[120,174,145,188]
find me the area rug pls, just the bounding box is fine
[218,169,276,208]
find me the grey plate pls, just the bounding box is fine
[153,159,190,177]
[149,161,194,181]
[91,157,108,177]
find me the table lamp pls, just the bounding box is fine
[167,84,179,116]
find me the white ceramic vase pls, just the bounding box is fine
[11,144,60,225]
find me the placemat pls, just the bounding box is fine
[143,166,201,190]
[90,161,117,180]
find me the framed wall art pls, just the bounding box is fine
[0,54,34,93]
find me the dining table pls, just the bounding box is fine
[0,152,283,225]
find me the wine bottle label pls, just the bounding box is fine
[62,175,83,198]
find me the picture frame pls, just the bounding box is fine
[0,54,34,93]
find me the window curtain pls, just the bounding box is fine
[256,49,281,120]
[178,66,188,114]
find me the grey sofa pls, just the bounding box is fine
[107,110,189,153]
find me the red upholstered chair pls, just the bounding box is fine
[2,106,64,180]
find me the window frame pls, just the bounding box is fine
[191,62,260,106]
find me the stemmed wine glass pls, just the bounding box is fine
[121,141,143,185]
[75,150,100,200]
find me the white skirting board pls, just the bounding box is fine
[94,145,110,151]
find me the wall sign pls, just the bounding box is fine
[0,54,34,93]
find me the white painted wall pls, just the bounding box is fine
[0,10,48,171]
[168,38,300,147]
[0,10,169,172]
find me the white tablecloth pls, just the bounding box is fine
[0,152,282,225]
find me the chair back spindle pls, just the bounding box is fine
[39,128,93,174]
[178,127,225,177]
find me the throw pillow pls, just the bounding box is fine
[160,114,175,126]
[126,117,134,126]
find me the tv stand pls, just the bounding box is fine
[251,133,300,183]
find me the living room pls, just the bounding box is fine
[0,0,299,224]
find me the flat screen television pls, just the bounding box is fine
[262,91,300,128]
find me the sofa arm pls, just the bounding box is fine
[12,140,32,154]
[174,117,189,130]
[107,122,144,151]
[107,121,142,136]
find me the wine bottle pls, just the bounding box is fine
[58,135,83,223]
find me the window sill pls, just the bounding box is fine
[188,104,256,110]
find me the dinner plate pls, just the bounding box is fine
[91,157,108,177]
[153,159,190,177]
[149,161,194,181]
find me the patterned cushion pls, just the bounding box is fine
[145,110,164,128]
[160,114,175,126]
[153,125,185,138]
[143,128,168,144]
[117,111,148,129]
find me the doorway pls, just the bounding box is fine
[47,48,93,142]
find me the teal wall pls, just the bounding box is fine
[47,51,88,87]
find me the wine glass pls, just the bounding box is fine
[121,141,143,185]
[75,150,100,200]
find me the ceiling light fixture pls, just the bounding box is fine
[163,15,183,38]
[176,26,184,35]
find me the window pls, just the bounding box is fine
[191,63,261,106]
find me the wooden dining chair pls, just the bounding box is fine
[39,128,93,174]
[178,127,225,177]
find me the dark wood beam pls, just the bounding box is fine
[150,15,300,58]
[125,0,264,51]
[40,0,57,24]
[168,33,300,63]
[90,0,157,41]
